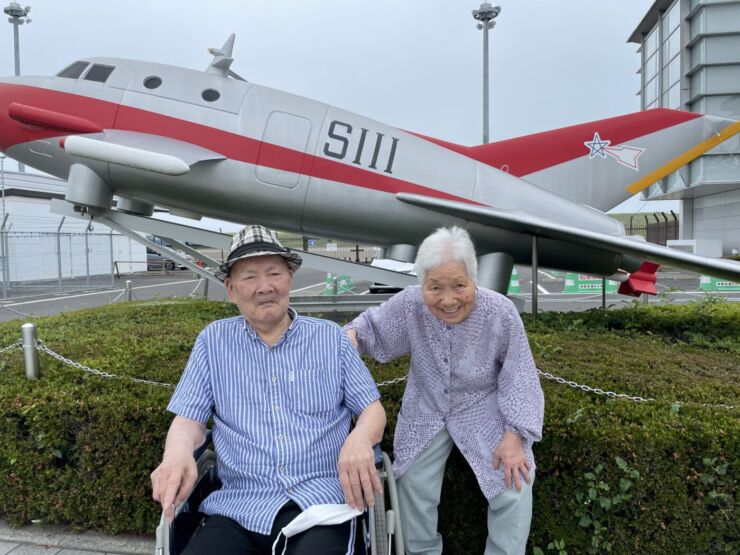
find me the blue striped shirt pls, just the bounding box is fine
[168,309,381,534]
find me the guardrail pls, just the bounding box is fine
[289,294,392,313]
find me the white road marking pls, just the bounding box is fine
[291,281,326,293]
[528,282,550,294]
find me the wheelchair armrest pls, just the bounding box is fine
[373,444,383,468]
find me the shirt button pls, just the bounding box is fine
[443,388,448,394]
[446,325,452,330]
[278,465,285,473]
[274,405,280,411]
[287,488,294,494]
[271,376,277,383]
[443,357,448,363]
[277,434,284,440]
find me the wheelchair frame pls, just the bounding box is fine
[154,434,404,554]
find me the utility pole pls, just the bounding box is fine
[4,2,31,172]
[472,3,500,144]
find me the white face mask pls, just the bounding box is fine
[272,504,362,555]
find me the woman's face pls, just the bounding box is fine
[422,261,476,325]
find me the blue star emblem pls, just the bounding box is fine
[584,132,611,159]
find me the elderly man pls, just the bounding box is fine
[151,225,386,555]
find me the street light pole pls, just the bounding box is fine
[472,3,500,144]
[4,2,31,172]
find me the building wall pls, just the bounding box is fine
[632,0,740,256]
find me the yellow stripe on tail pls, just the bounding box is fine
[625,121,740,195]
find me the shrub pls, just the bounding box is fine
[0,300,736,554]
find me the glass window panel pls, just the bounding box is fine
[662,1,680,37]
[644,76,659,105]
[57,61,89,79]
[645,26,658,57]
[644,52,658,82]
[84,64,115,83]
[662,55,681,91]
[662,28,681,62]
[662,82,681,109]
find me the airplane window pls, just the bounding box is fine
[202,88,220,102]
[84,64,115,83]
[57,61,89,79]
[144,76,162,89]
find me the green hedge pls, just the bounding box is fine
[0,299,737,554]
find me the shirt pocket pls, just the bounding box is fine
[287,367,341,416]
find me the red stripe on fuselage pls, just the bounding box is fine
[413,109,703,177]
[0,83,478,205]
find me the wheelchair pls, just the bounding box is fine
[155,432,404,554]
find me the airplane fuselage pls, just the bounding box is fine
[0,56,627,274]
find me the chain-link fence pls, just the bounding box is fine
[0,231,138,298]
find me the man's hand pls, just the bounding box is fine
[492,430,531,492]
[337,428,382,510]
[151,451,198,523]
[151,416,206,523]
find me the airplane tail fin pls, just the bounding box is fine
[415,109,739,212]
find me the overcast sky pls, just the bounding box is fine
[1,0,678,218]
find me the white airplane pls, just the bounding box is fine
[0,35,738,295]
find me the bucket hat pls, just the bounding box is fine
[215,225,302,281]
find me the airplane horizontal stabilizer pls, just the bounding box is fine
[61,131,225,176]
[395,193,740,283]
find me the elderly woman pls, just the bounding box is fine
[345,226,544,555]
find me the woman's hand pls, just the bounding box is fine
[492,431,531,492]
[346,328,359,349]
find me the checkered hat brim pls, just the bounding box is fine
[215,225,302,281]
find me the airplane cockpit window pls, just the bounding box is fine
[57,61,89,79]
[84,64,115,83]
[201,88,220,102]
[144,76,162,89]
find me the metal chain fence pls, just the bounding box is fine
[0,337,735,409]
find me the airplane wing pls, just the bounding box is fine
[395,193,740,283]
[61,130,225,176]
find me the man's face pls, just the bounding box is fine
[224,255,293,331]
[421,261,476,325]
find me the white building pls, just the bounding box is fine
[629,0,740,256]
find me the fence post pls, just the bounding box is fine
[57,217,65,292]
[0,227,6,300]
[109,230,115,288]
[125,280,133,301]
[85,227,91,288]
[21,323,39,380]
[203,277,209,299]
[332,275,338,296]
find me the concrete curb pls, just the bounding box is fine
[0,521,153,555]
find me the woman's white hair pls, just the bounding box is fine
[414,226,478,284]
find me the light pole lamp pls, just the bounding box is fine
[4,2,31,76]
[472,3,500,144]
[4,3,30,172]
